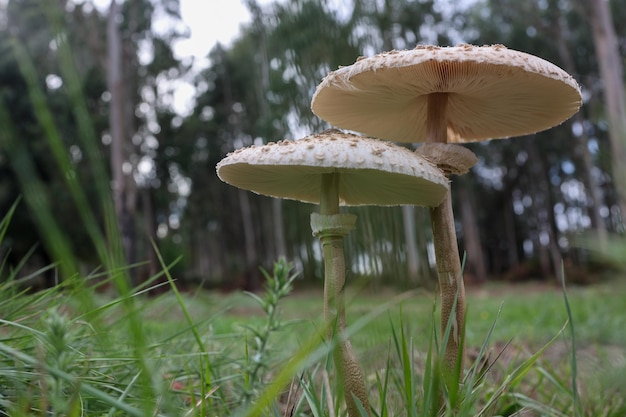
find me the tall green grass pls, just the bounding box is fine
[2,213,626,415]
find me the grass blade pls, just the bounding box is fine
[152,241,213,412]
[560,262,583,417]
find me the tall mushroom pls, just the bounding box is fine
[217,130,448,417]
[310,44,582,372]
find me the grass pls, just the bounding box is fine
[1,256,625,416]
[174,280,626,354]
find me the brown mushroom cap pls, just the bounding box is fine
[216,130,449,207]
[311,44,583,143]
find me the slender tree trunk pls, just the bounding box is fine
[575,111,607,237]
[402,205,421,284]
[107,0,123,225]
[413,207,434,285]
[504,193,519,271]
[216,28,260,279]
[458,184,487,283]
[584,0,626,228]
[238,188,258,269]
[272,199,287,258]
[246,0,287,259]
[537,234,552,278]
[107,0,133,268]
[528,142,562,279]
[191,221,220,285]
[538,147,566,280]
[123,1,141,277]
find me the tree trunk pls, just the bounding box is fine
[528,142,562,279]
[272,198,287,259]
[458,184,487,283]
[238,188,258,270]
[215,19,260,282]
[124,1,141,277]
[402,205,421,284]
[584,0,626,227]
[504,193,520,270]
[246,0,287,260]
[107,0,134,270]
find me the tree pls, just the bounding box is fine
[107,0,134,269]
[545,0,608,243]
[101,0,190,282]
[1,0,190,284]
[458,0,616,278]
[1,0,109,280]
[4,0,619,287]
[580,0,626,228]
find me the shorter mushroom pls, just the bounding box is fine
[217,129,449,417]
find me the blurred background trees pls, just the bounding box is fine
[0,0,624,289]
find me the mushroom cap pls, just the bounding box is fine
[311,44,583,143]
[216,130,449,207]
[415,143,478,176]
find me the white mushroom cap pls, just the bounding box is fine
[216,130,449,207]
[311,44,583,143]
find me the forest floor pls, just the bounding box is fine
[223,278,626,411]
[3,274,624,415]
[161,277,626,371]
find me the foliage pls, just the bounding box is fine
[2,0,626,286]
[172,0,626,285]
[231,259,300,409]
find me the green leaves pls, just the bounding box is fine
[240,258,299,406]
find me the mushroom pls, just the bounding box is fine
[310,44,582,373]
[217,129,449,417]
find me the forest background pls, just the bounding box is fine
[1,0,625,291]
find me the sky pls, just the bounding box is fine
[176,0,252,61]
[89,0,256,114]
[93,0,253,55]
[168,1,254,114]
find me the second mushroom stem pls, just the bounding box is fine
[430,193,466,371]
[311,172,371,417]
[426,92,466,373]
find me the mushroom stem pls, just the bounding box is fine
[430,193,466,369]
[426,93,449,143]
[320,172,340,215]
[425,92,466,373]
[312,172,371,417]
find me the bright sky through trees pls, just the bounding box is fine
[87,0,255,114]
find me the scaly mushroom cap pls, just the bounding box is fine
[311,44,583,143]
[216,130,449,207]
